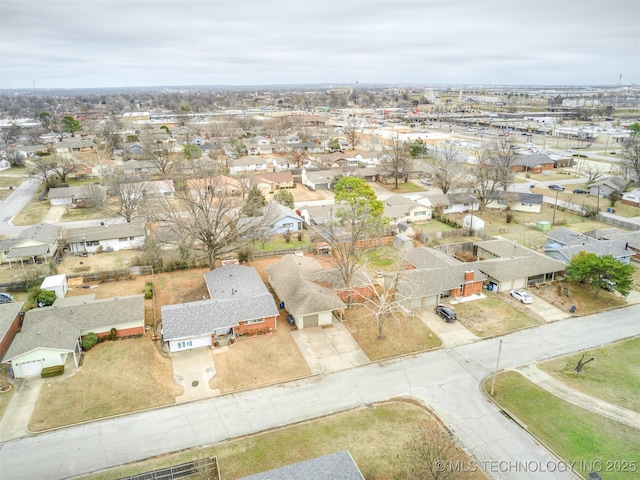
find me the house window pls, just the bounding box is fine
[119,237,128,242]
[414,211,427,216]
[129,236,135,240]
[86,240,100,247]
[245,318,264,325]
[282,222,294,229]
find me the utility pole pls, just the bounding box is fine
[490,339,503,396]
[552,189,560,225]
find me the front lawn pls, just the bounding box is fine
[343,307,441,360]
[0,364,15,423]
[453,295,539,337]
[29,335,176,431]
[80,402,486,480]
[485,372,640,480]
[538,337,640,412]
[11,192,51,225]
[533,281,627,315]
[377,181,425,193]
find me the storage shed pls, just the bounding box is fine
[40,274,68,299]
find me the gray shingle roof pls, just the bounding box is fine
[23,295,144,333]
[396,264,487,298]
[267,255,346,315]
[474,239,536,258]
[64,221,146,244]
[546,228,599,247]
[478,255,566,280]
[18,222,61,243]
[0,301,24,344]
[545,241,633,263]
[383,195,424,218]
[3,317,79,362]
[405,247,461,269]
[161,265,278,341]
[241,450,364,480]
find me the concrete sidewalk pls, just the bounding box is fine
[515,364,640,429]
[0,377,44,442]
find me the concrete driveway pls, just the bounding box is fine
[291,319,369,374]
[526,292,571,322]
[170,347,220,403]
[417,309,479,347]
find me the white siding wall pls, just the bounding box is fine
[13,348,71,378]
[169,335,211,352]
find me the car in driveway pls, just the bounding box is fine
[0,293,15,304]
[420,178,433,185]
[572,188,588,194]
[548,184,565,191]
[509,289,533,304]
[434,304,457,322]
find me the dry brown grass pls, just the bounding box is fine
[453,295,540,337]
[80,401,487,480]
[533,281,627,314]
[209,316,310,394]
[29,335,175,431]
[342,307,441,361]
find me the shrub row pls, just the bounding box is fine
[41,365,64,378]
[143,281,154,299]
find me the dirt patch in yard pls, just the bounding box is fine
[29,334,176,431]
[56,250,142,275]
[209,316,310,394]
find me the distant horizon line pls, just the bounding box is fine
[1,82,635,94]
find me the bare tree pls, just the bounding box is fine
[488,137,517,191]
[428,144,465,194]
[355,270,403,340]
[584,164,604,184]
[621,135,640,182]
[30,154,80,187]
[470,147,497,210]
[402,422,465,480]
[151,175,277,269]
[139,131,174,177]
[380,135,412,189]
[108,173,149,222]
[80,183,107,208]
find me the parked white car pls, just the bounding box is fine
[509,289,533,304]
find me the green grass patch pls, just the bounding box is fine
[454,295,538,337]
[253,233,310,252]
[485,372,640,480]
[79,402,485,480]
[538,337,640,412]
[413,220,456,233]
[362,246,401,271]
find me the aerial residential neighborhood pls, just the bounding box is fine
[1,2,639,479]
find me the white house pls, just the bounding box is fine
[621,188,640,207]
[383,194,431,224]
[63,221,146,254]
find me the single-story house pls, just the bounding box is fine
[2,295,145,378]
[485,191,543,213]
[383,195,432,225]
[396,247,487,310]
[297,203,339,226]
[120,179,175,199]
[0,302,24,360]
[509,153,555,173]
[48,185,107,208]
[301,169,340,190]
[52,139,95,154]
[621,188,640,206]
[186,176,246,197]
[161,265,279,352]
[267,255,347,329]
[251,171,295,193]
[239,204,304,237]
[229,156,271,175]
[588,176,627,197]
[545,227,599,248]
[122,159,161,176]
[443,192,480,215]
[63,221,146,254]
[473,239,566,291]
[584,228,640,260]
[544,241,634,265]
[0,222,61,267]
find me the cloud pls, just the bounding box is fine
[1,0,638,88]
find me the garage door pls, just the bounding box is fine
[18,360,43,377]
[303,314,318,328]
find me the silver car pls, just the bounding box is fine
[509,290,533,304]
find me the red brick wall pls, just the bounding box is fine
[235,316,277,336]
[0,313,20,359]
[93,325,145,339]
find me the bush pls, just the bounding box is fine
[41,365,64,378]
[238,249,250,264]
[82,333,98,351]
[143,281,154,299]
[110,328,117,341]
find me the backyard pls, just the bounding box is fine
[530,186,640,218]
[79,401,487,480]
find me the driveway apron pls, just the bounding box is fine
[0,376,44,442]
[170,347,220,403]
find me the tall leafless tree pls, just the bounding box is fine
[402,422,465,480]
[621,135,640,182]
[108,173,149,223]
[151,175,277,269]
[381,135,412,189]
[488,137,517,191]
[584,164,604,184]
[139,131,174,177]
[428,144,465,194]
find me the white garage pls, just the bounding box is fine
[169,335,211,352]
[15,359,44,377]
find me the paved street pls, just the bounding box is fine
[0,176,41,236]
[1,306,638,480]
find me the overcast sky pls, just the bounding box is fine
[1,0,638,89]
